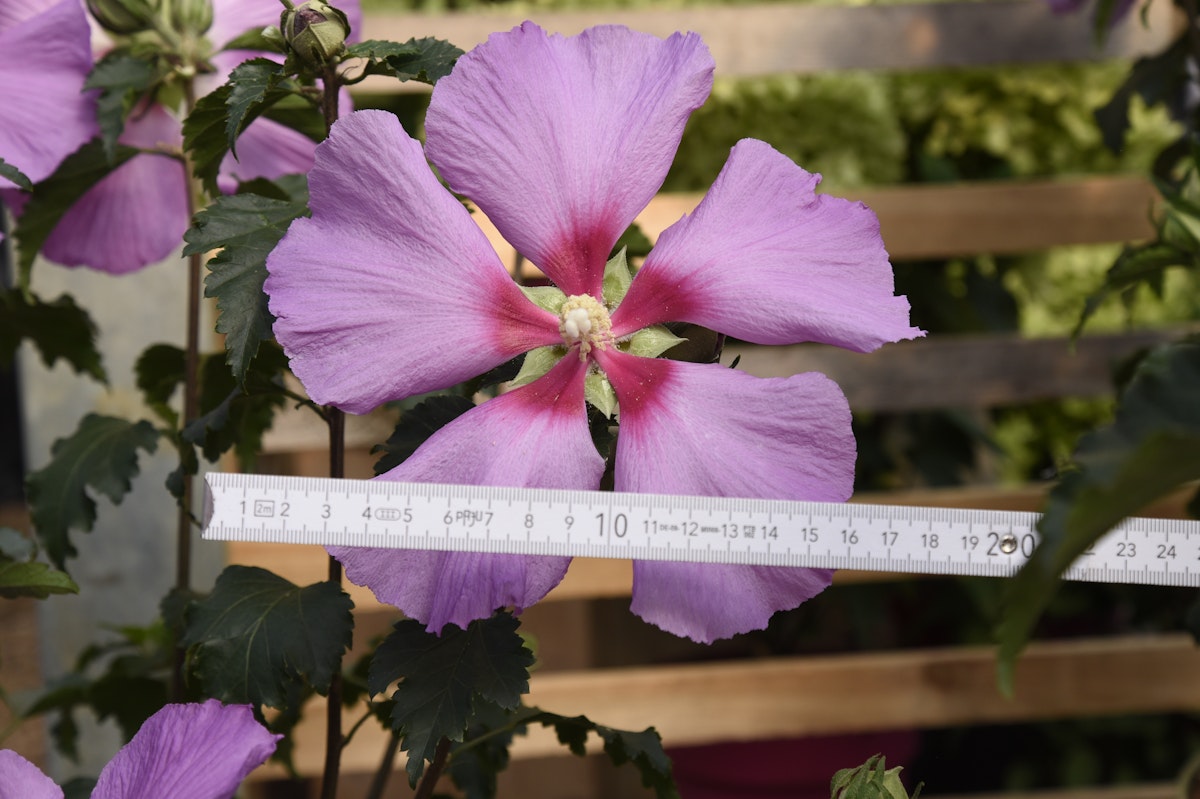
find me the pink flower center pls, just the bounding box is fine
[559,294,614,360]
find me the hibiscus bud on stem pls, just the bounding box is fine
[86,0,159,34]
[280,0,351,68]
[162,0,213,37]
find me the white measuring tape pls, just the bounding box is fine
[202,472,1200,586]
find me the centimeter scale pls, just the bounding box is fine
[203,472,1200,587]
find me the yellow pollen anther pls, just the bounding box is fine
[559,294,614,359]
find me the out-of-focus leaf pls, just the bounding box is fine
[0,289,106,382]
[1094,34,1187,154]
[183,565,353,708]
[184,192,309,382]
[998,336,1200,691]
[1073,242,1192,338]
[85,51,163,160]
[830,754,916,799]
[368,613,533,784]
[12,140,138,283]
[0,157,31,191]
[0,528,78,599]
[344,38,462,86]
[25,414,160,567]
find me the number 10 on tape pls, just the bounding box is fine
[202,472,1200,587]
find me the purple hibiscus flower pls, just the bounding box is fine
[0,699,280,798]
[265,23,922,643]
[13,0,360,275]
[0,0,97,190]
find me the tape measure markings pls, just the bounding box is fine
[202,473,1200,587]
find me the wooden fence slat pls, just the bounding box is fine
[251,634,1200,779]
[360,0,1176,81]
[727,328,1185,413]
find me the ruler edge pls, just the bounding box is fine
[201,472,1200,585]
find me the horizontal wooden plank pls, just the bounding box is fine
[635,176,1159,262]
[252,634,1200,779]
[728,328,1186,413]
[359,0,1176,82]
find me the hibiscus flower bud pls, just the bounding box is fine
[86,0,159,34]
[165,0,213,37]
[280,0,351,67]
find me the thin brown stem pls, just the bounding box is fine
[412,738,452,799]
[364,732,402,799]
[172,77,205,701]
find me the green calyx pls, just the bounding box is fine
[280,0,351,67]
[602,247,636,308]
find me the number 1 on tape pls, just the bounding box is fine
[202,472,1200,587]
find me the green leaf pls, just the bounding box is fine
[1093,34,1187,154]
[134,343,186,426]
[368,613,534,784]
[508,346,562,391]
[12,140,140,282]
[184,191,309,382]
[183,565,354,708]
[0,157,32,191]
[221,25,286,54]
[997,336,1200,691]
[0,529,78,599]
[1073,242,1191,338]
[182,85,233,195]
[626,325,687,359]
[372,395,477,475]
[344,38,463,86]
[224,59,290,156]
[25,414,160,568]
[584,372,617,418]
[0,289,106,382]
[186,343,289,463]
[85,51,162,160]
[525,708,677,799]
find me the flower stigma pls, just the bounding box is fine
[558,294,614,360]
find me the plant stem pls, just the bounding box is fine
[318,58,347,799]
[364,732,401,799]
[173,77,205,701]
[412,738,452,799]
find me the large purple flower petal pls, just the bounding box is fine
[596,349,851,642]
[0,0,97,189]
[91,700,279,799]
[611,139,922,352]
[331,355,604,632]
[39,103,188,274]
[266,110,561,413]
[424,23,714,298]
[0,749,63,799]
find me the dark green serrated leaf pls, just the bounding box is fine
[183,565,353,708]
[522,708,678,799]
[0,290,106,382]
[225,59,289,155]
[13,140,139,282]
[25,414,160,567]
[85,51,161,160]
[185,343,289,464]
[183,85,234,195]
[448,701,520,799]
[372,395,476,475]
[345,38,462,86]
[0,157,32,191]
[134,343,185,426]
[998,335,1200,691]
[1073,242,1192,338]
[185,192,309,381]
[369,613,533,784]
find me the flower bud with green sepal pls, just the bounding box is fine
[86,0,160,35]
[280,0,351,68]
[163,0,212,38]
